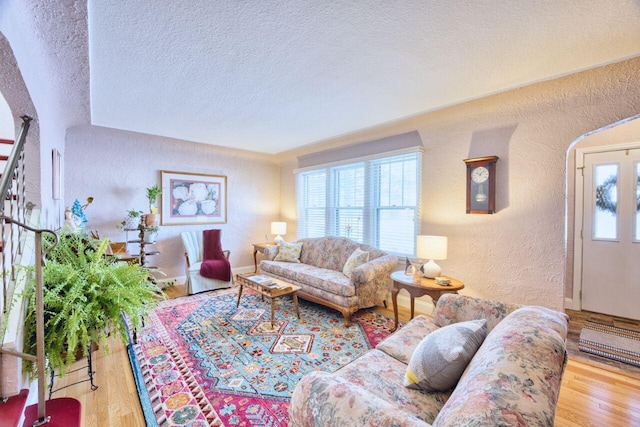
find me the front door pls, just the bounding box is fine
[581,148,640,320]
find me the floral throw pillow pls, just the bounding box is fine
[274,241,303,263]
[405,319,487,391]
[342,247,370,277]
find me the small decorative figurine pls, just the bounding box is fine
[405,257,416,275]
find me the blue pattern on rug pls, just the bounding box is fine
[127,287,395,426]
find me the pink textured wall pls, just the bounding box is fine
[279,58,640,311]
[64,125,281,279]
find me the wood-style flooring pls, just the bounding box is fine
[48,285,640,426]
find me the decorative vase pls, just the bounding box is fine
[124,216,141,230]
[144,230,158,243]
[144,213,160,226]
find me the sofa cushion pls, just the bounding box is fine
[376,315,439,364]
[432,306,569,427]
[298,236,387,271]
[274,241,302,263]
[335,349,451,425]
[260,261,356,297]
[434,293,520,333]
[405,319,487,392]
[289,371,432,427]
[342,247,369,277]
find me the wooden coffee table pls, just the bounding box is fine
[236,273,301,328]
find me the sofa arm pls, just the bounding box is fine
[432,306,569,427]
[290,371,431,427]
[433,294,521,333]
[351,254,397,285]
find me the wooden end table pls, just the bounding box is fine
[390,270,464,331]
[236,273,300,328]
[252,242,275,272]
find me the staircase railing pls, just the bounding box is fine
[0,116,58,425]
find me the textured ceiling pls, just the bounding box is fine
[88,1,640,154]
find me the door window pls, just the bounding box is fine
[593,163,618,240]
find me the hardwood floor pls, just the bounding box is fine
[49,286,640,426]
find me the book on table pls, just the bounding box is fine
[247,275,273,285]
[435,276,451,286]
[265,282,292,291]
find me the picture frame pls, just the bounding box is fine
[52,149,62,200]
[161,171,227,225]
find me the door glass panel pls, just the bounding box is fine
[593,163,618,240]
[636,162,640,242]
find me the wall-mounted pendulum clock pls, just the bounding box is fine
[463,156,499,214]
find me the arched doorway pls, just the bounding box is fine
[566,115,640,319]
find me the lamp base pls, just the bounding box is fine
[420,260,441,279]
[274,235,285,244]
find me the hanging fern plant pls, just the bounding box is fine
[22,233,164,377]
[595,176,640,215]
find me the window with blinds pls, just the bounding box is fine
[296,149,421,256]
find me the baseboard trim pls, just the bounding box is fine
[565,297,579,311]
[393,293,435,316]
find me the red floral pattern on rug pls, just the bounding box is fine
[129,287,396,426]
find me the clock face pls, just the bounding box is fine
[471,166,489,184]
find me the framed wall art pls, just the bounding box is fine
[161,171,227,225]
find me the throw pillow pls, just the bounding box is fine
[342,247,370,277]
[274,241,303,263]
[404,319,488,391]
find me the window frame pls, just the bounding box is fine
[295,147,422,256]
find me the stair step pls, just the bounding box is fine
[22,398,81,427]
[0,139,14,145]
[0,389,29,427]
[0,155,8,161]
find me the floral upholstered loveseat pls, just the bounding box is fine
[289,294,569,426]
[259,236,397,325]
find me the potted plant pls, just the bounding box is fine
[121,209,144,230]
[22,233,164,376]
[143,225,159,243]
[145,185,163,226]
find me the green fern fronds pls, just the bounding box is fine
[22,233,164,377]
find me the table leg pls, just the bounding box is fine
[410,296,415,319]
[293,294,300,319]
[236,284,243,308]
[391,289,399,332]
[253,248,259,273]
[270,298,276,329]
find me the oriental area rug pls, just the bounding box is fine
[579,320,640,368]
[126,287,396,426]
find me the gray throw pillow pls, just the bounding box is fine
[404,319,487,391]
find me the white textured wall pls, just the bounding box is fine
[0,93,13,139]
[64,125,281,278]
[280,58,640,311]
[0,0,90,227]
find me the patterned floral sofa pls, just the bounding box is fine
[289,294,569,426]
[260,236,397,326]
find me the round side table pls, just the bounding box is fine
[390,270,464,331]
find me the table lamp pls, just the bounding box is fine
[416,235,447,279]
[271,222,287,243]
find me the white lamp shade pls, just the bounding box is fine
[416,235,447,260]
[271,222,287,236]
[271,222,287,243]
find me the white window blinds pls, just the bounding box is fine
[296,148,422,256]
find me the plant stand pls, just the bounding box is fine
[47,346,98,400]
